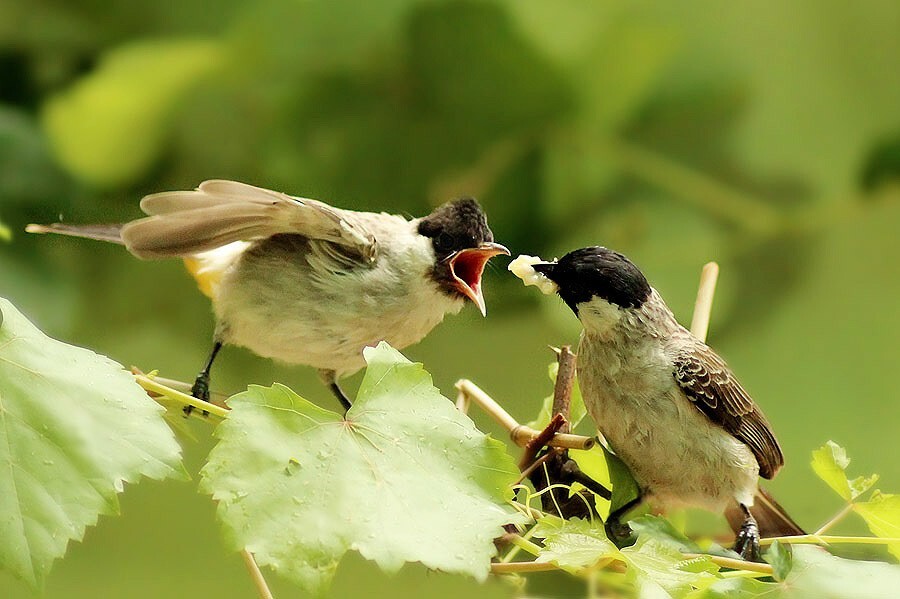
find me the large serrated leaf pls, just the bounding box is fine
[0,298,184,588]
[854,491,900,560]
[200,342,522,594]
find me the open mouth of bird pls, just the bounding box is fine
[448,242,510,316]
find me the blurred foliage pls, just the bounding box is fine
[1,0,899,597]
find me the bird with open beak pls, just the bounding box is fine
[29,180,508,410]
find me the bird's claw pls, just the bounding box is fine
[604,518,633,544]
[733,518,761,562]
[187,373,211,417]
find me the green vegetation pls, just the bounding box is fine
[2,1,899,597]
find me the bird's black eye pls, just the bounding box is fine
[435,231,455,252]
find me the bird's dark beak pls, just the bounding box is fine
[531,261,557,279]
[449,242,510,316]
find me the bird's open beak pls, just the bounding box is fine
[449,242,510,316]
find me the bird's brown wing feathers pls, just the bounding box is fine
[673,341,784,479]
[121,180,377,261]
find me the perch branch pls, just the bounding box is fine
[551,346,577,434]
[241,549,274,599]
[455,379,595,450]
[133,373,229,419]
[690,262,719,342]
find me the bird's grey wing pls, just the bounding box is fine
[120,180,377,261]
[673,340,784,479]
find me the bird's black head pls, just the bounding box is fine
[417,198,494,261]
[533,246,651,315]
[417,198,508,315]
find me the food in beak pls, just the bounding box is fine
[449,242,510,316]
[508,254,559,295]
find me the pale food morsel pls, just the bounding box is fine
[508,254,558,295]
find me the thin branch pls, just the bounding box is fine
[134,374,229,419]
[516,449,563,485]
[690,262,719,342]
[551,346,577,434]
[683,553,773,575]
[455,379,595,450]
[455,389,471,415]
[813,503,854,536]
[760,534,900,546]
[491,561,559,574]
[519,414,567,470]
[241,549,274,599]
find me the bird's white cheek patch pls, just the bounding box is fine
[508,255,558,294]
[579,299,623,334]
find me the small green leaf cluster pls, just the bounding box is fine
[497,437,900,597]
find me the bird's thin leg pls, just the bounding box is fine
[604,494,643,543]
[187,341,222,417]
[560,459,613,499]
[733,503,761,562]
[319,369,352,413]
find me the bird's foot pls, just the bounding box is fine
[330,382,352,414]
[733,516,761,562]
[605,518,633,544]
[187,373,211,417]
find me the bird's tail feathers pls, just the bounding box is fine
[726,486,805,538]
[26,223,124,245]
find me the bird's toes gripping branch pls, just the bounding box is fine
[733,506,761,562]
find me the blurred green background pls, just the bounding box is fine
[2,0,899,596]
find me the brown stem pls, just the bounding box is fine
[551,346,577,434]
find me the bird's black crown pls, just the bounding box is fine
[417,198,494,261]
[534,246,651,313]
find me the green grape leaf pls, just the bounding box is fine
[811,441,878,501]
[41,38,222,187]
[629,515,701,554]
[526,361,587,430]
[200,342,522,594]
[764,540,793,582]
[602,443,641,516]
[532,516,618,572]
[854,491,900,560]
[689,546,900,598]
[621,537,719,598]
[0,298,185,588]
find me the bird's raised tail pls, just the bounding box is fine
[726,486,805,538]
[26,223,125,245]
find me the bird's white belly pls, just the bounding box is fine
[211,238,462,377]
[578,335,758,512]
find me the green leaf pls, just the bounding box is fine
[41,38,223,187]
[811,441,878,501]
[764,540,793,582]
[854,491,900,560]
[629,515,700,554]
[201,342,522,594]
[602,443,641,516]
[532,516,618,572]
[621,537,719,598]
[0,219,10,242]
[690,546,900,598]
[526,361,587,430]
[0,298,184,588]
